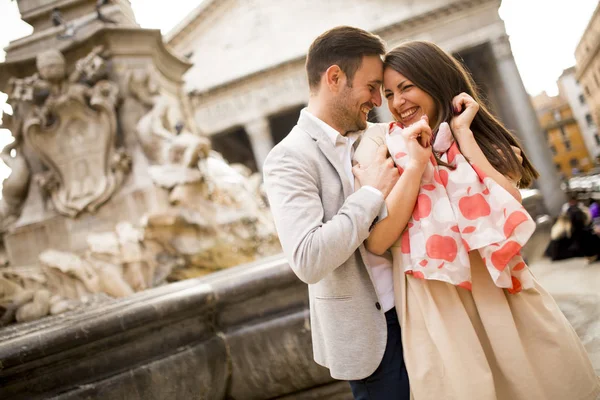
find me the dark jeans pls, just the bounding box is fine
[348,308,410,400]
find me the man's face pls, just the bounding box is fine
[332,55,383,133]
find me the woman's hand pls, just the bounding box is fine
[403,116,433,171]
[450,92,479,145]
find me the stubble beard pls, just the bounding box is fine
[331,87,365,134]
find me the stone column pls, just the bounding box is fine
[245,116,274,172]
[491,35,565,216]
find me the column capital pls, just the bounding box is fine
[491,34,513,61]
[244,116,271,138]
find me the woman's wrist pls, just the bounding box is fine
[404,160,428,175]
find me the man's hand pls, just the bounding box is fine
[352,145,399,198]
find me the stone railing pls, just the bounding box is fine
[0,255,351,400]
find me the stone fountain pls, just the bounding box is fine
[0,0,279,325]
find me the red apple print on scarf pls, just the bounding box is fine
[423,184,436,191]
[419,260,428,267]
[459,187,491,220]
[397,165,404,174]
[413,194,432,221]
[447,145,460,163]
[394,151,407,159]
[439,169,449,187]
[401,231,411,254]
[458,281,472,291]
[491,241,521,271]
[426,235,458,262]
[433,169,442,185]
[507,276,522,294]
[503,211,529,238]
[513,261,526,271]
[482,188,490,195]
[471,163,486,182]
[462,226,476,234]
[462,239,471,252]
[412,271,425,279]
[451,225,460,233]
[437,262,445,269]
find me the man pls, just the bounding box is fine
[263,26,409,399]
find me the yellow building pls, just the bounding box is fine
[575,2,600,128]
[532,92,592,178]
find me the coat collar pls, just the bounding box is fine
[297,109,354,197]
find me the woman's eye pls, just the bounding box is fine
[384,93,392,99]
[403,85,413,91]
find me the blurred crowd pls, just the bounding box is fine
[545,191,600,262]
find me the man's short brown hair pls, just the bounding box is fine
[305,26,385,90]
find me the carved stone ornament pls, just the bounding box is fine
[19,48,130,217]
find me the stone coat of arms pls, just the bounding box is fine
[12,47,130,218]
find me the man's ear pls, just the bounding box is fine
[324,65,345,92]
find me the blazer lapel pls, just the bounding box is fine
[297,111,353,198]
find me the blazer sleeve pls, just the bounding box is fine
[263,145,384,284]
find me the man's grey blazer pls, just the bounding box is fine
[263,111,388,380]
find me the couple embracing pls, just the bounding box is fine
[263,26,600,400]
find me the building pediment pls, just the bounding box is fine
[167,0,499,92]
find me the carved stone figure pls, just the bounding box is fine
[0,116,31,232]
[136,95,210,168]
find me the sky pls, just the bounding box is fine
[0,0,597,179]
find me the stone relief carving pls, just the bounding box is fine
[136,95,210,168]
[0,115,31,233]
[24,48,130,216]
[2,46,131,219]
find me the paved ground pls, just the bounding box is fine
[529,257,600,375]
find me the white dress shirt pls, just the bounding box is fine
[303,110,395,312]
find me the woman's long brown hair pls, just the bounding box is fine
[384,41,539,187]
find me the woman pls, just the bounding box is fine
[354,41,599,400]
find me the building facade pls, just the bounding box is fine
[558,66,600,160]
[166,0,565,215]
[575,2,600,128]
[532,92,592,178]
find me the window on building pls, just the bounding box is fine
[570,158,579,167]
[559,126,567,137]
[585,85,591,96]
[550,145,557,155]
[586,113,595,126]
[595,133,600,145]
[579,94,586,104]
[564,139,571,150]
[555,163,562,171]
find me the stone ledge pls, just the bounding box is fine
[0,254,345,399]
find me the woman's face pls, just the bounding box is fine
[383,67,437,128]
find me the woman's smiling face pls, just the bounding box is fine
[383,67,437,129]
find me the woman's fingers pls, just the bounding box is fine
[402,117,432,147]
[451,92,479,130]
